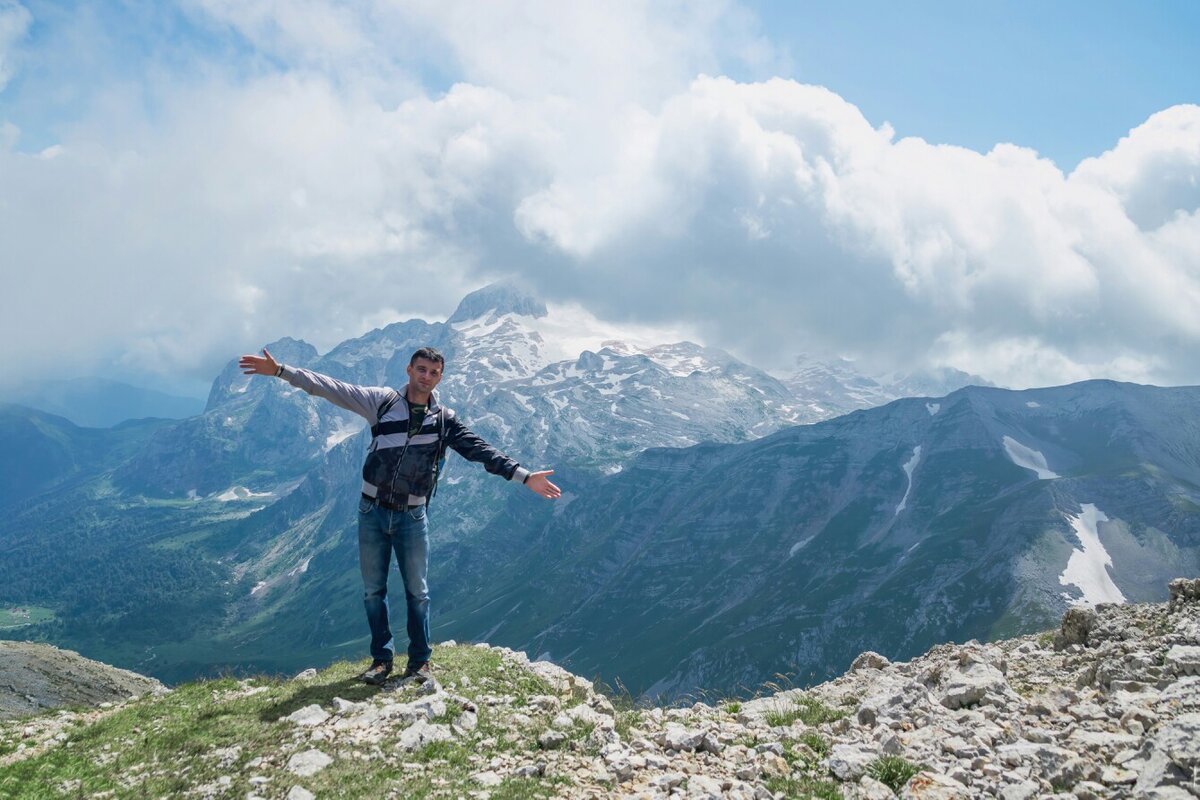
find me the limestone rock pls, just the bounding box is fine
[900,771,971,799]
[285,704,330,727]
[827,743,875,780]
[658,724,705,752]
[1164,645,1200,677]
[471,770,503,787]
[396,719,453,751]
[1056,607,1097,649]
[538,730,567,749]
[1168,578,1200,612]
[938,660,1010,709]
[851,651,891,672]
[858,775,898,800]
[285,749,332,777]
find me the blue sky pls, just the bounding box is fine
[1,1,1198,394]
[747,0,1200,170]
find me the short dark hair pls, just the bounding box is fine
[410,347,445,368]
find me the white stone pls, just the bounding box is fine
[827,743,875,780]
[453,711,478,734]
[293,668,318,680]
[331,697,360,714]
[1165,645,1200,676]
[939,661,1010,709]
[286,749,332,777]
[851,652,892,671]
[859,775,899,800]
[396,719,454,751]
[659,724,705,752]
[687,774,725,798]
[286,788,316,800]
[649,772,686,789]
[999,780,1039,800]
[900,771,971,799]
[1100,766,1137,785]
[285,704,330,727]
[471,770,503,787]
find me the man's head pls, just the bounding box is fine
[406,347,444,398]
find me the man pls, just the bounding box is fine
[238,346,560,685]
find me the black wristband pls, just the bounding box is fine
[275,364,284,377]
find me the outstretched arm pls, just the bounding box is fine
[236,347,394,422]
[444,414,561,499]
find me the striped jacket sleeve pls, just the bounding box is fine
[443,411,529,482]
[278,365,394,424]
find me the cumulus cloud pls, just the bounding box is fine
[2,1,1199,394]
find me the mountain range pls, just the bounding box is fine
[0,377,205,428]
[0,283,1194,699]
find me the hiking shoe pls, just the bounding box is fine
[400,660,433,683]
[359,659,393,685]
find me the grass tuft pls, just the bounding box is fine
[764,695,846,728]
[866,756,923,793]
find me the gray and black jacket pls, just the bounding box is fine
[278,365,530,507]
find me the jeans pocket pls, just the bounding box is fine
[358,496,375,515]
[408,504,426,521]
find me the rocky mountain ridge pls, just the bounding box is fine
[2,579,1198,799]
[0,641,164,721]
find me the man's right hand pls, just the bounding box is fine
[239,348,280,376]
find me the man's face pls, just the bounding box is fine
[407,357,444,395]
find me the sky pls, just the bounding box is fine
[1,1,1198,397]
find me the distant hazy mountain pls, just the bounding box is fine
[781,356,990,418]
[0,378,205,428]
[0,404,170,508]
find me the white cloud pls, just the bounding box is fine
[2,1,1199,395]
[0,1,31,91]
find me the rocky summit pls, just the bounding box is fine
[1,579,1198,799]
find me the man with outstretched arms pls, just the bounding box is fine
[239,346,561,686]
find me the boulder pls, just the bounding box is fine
[938,661,1011,709]
[1168,578,1200,612]
[1164,645,1200,677]
[900,771,971,799]
[826,744,875,780]
[396,719,453,751]
[851,651,891,672]
[285,749,332,777]
[284,704,330,727]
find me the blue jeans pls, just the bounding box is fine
[357,496,431,664]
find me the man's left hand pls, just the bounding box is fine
[525,470,562,499]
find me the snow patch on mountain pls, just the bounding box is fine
[925,403,940,416]
[1059,504,1127,606]
[324,418,364,451]
[215,486,274,502]
[1026,401,1041,408]
[1002,436,1060,479]
[895,445,922,515]
[454,302,692,369]
[788,536,815,557]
